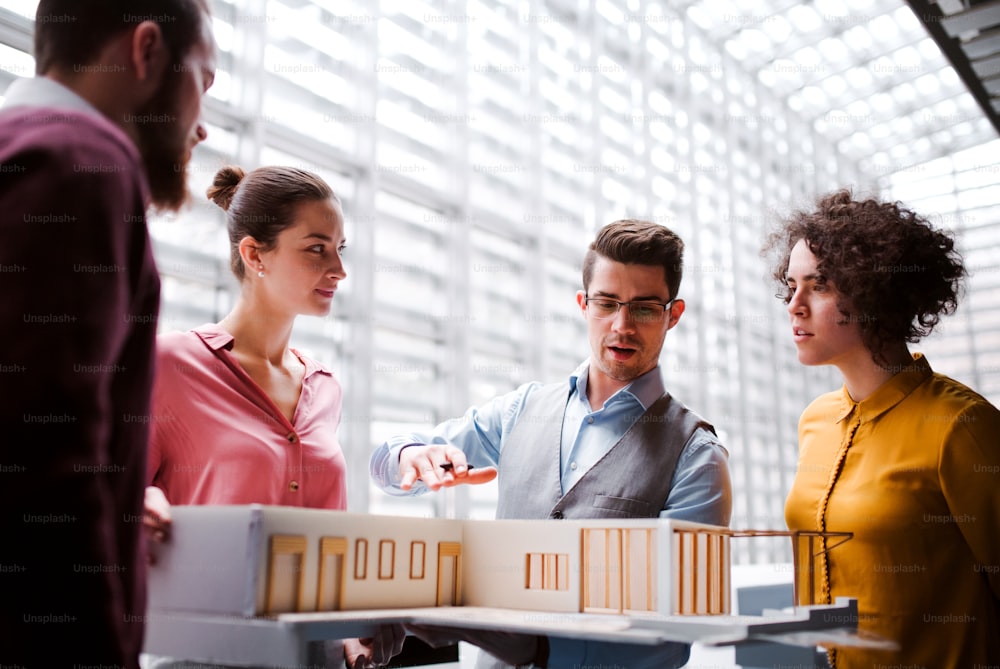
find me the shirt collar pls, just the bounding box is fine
[569,359,666,411]
[194,323,236,351]
[192,323,333,378]
[835,352,933,423]
[2,77,102,116]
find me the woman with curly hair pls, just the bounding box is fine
[765,189,1000,668]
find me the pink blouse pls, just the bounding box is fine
[147,324,347,510]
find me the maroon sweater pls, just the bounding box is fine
[0,106,159,668]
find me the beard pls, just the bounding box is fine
[134,73,191,213]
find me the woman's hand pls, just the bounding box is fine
[143,485,172,564]
[343,625,406,668]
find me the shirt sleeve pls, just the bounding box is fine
[0,120,154,661]
[659,427,733,527]
[1,139,146,498]
[2,141,140,455]
[369,382,539,496]
[146,362,171,489]
[939,402,1000,600]
[144,335,194,493]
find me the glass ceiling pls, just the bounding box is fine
[680,0,999,176]
[0,0,994,179]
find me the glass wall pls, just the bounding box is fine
[2,0,995,564]
[883,139,1000,405]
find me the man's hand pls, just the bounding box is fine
[404,624,542,666]
[143,485,172,565]
[398,445,497,491]
[343,625,406,668]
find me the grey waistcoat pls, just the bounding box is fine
[495,380,715,521]
[477,381,714,669]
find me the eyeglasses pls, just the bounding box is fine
[584,296,675,324]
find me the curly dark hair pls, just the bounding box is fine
[763,189,966,363]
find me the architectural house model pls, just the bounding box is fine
[144,505,866,667]
[147,504,737,619]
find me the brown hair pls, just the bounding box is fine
[764,189,966,362]
[582,219,684,298]
[207,166,337,280]
[34,0,209,75]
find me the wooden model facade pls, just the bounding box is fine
[147,505,735,619]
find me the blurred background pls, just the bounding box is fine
[2,0,996,566]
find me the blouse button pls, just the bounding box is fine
[287,432,298,443]
[586,417,594,424]
[289,480,299,492]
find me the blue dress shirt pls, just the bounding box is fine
[370,360,731,525]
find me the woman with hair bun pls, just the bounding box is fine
[143,165,403,669]
[765,189,1000,668]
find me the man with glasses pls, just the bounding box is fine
[370,219,732,669]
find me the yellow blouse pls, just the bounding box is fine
[785,354,1000,668]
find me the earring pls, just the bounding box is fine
[257,264,264,278]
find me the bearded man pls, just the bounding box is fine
[0,2,216,666]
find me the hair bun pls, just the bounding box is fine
[206,166,247,211]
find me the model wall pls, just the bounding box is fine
[461,519,583,612]
[147,505,260,616]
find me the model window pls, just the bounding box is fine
[526,552,569,591]
[354,538,368,580]
[378,539,395,579]
[410,541,426,579]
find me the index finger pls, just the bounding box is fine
[440,465,498,487]
[440,447,470,474]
